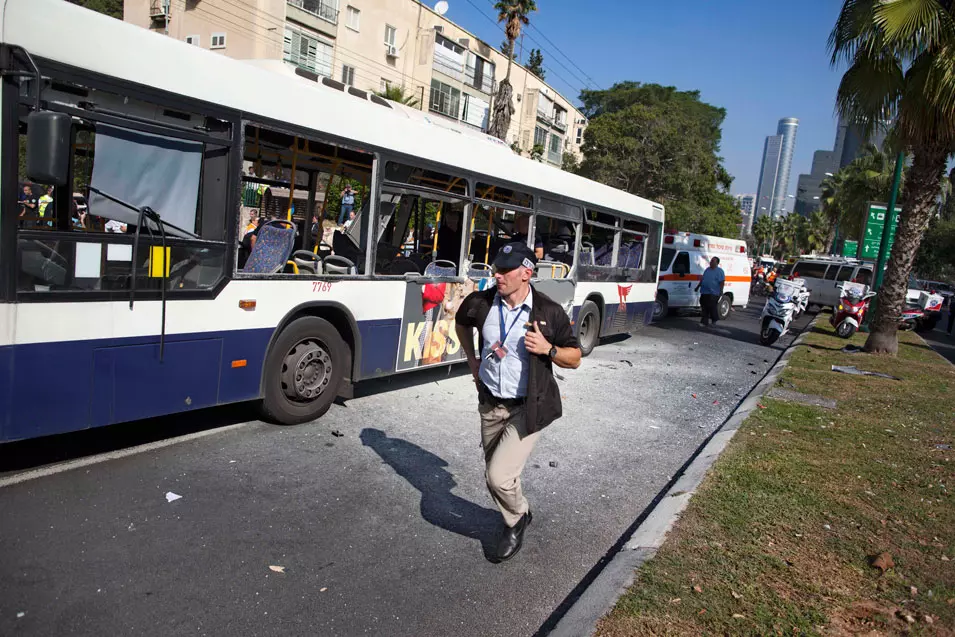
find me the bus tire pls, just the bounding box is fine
[652,292,668,322]
[577,300,600,357]
[717,294,732,321]
[262,316,347,425]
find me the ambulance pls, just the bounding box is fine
[653,232,751,320]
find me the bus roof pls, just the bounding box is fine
[2,0,664,224]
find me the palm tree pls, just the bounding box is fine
[806,210,830,254]
[374,85,420,108]
[820,172,843,252]
[752,215,772,255]
[487,0,537,141]
[830,0,955,354]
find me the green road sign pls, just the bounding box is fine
[841,239,858,257]
[858,203,901,260]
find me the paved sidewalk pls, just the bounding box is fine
[922,307,955,365]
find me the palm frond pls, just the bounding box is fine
[834,47,905,140]
[874,0,955,55]
[829,0,881,66]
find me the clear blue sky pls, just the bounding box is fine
[442,0,845,197]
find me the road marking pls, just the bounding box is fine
[0,422,255,488]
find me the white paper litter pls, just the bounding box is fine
[165,492,182,503]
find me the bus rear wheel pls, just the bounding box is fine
[262,316,346,424]
[577,300,601,357]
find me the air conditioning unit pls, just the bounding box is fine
[386,45,399,58]
[434,25,444,33]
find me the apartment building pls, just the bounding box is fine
[124,0,587,168]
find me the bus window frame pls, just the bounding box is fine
[235,118,378,280]
[8,71,240,303]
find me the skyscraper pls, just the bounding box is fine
[755,117,799,220]
[735,193,757,236]
[794,115,888,217]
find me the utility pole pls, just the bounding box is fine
[163,0,170,35]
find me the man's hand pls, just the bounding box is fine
[524,321,552,356]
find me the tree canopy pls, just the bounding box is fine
[574,82,740,237]
[68,0,122,19]
[527,49,545,80]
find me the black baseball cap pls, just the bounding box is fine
[493,242,538,271]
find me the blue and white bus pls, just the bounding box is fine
[0,0,663,442]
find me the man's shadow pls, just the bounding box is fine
[360,428,501,562]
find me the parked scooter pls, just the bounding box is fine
[792,277,810,318]
[759,279,800,345]
[830,282,876,338]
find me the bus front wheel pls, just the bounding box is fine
[262,316,347,425]
[577,300,600,357]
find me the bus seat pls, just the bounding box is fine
[243,220,296,274]
[467,263,492,280]
[424,260,457,277]
[323,254,357,275]
[292,250,323,275]
[332,229,364,266]
[536,261,570,279]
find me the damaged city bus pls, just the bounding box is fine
[0,0,663,441]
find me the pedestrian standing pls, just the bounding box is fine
[455,242,581,562]
[696,256,725,326]
[338,184,355,225]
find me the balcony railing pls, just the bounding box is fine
[432,55,464,82]
[149,0,169,17]
[287,0,338,24]
[553,118,567,132]
[464,72,496,95]
[536,109,554,126]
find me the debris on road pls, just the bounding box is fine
[269,565,286,574]
[165,492,182,503]
[619,360,633,367]
[331,430,344,437]
[320,587,328,592]
[549,461,559,468]
[17,612,25,619]
[870,552,894,573]
[831,365,901,380]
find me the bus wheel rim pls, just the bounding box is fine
[281,338,332,402]
[581,314,593,344]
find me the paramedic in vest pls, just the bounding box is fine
[696,256,725,326]
[455,242,581,562]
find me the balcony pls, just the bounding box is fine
[287,0,338,25]
[536,109,554,126]
[149,0,169,17]
[432,54,464,82]
[464,71,495,95]
[552,117,567,132]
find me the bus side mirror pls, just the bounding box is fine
[26,111,72,187]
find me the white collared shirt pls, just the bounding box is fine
[479,290,533,399]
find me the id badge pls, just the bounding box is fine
[489,340,509,359]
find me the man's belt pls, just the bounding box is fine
[479,383,526,407]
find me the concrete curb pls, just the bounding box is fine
[546,317,819,637]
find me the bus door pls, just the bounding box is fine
[530,198,581,316]
[375,161,473,372]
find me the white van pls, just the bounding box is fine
[778,257,873,309]
[654,232,751,320]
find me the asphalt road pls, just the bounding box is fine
[0,302,812,637]
[922,306,955,364]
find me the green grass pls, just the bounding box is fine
[596,318,955,636]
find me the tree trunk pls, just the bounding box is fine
[488,79,514,141]
[825,221,838,254]
[863,144,948,355]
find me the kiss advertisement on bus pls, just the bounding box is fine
[396,279,492,371]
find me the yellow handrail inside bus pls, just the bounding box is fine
[286,137,299,222]
[485,210,494,263]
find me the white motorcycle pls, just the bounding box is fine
[791,277,810,318]
[759,279,800,346]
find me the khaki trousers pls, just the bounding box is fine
[479,401,542,527]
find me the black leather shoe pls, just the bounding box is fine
[496,511,532,562]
